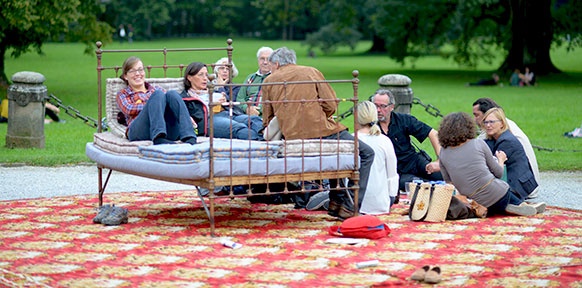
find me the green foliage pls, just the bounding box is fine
[251,0,323,40]
[306,0,580,74]
[1,38,581,170]
[552,0,582,51]
[108,0,174,39]
[0,0,112,85]
[304,24,362,54]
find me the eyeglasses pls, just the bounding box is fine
[127,68,145,75]
[483,120,501,126]
[375,103,392,109]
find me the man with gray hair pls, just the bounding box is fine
[262,47,375,220]
[372,89,443,192]
[236,46,273,116]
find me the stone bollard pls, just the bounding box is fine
[6,71,47,148]
[377,74,413,114]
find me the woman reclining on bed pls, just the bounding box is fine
[180,61,264,140]
[116,56,198,145]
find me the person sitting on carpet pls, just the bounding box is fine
[482,108,539,201]
[354,101,399,214]
[116,56,198,145]
[371,89,443,192]
[437,112,545,216]
[472,97,540,198]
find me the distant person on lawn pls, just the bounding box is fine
[467,73,501,86]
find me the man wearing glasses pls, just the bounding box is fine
[372,89,443,192]
[235,46,273,117]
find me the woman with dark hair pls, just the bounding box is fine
[116,56,197,145]
[438,112,544,216]
[180,61,263,140]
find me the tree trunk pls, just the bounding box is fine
[499,0,560,75]
[0,45,9,88]
[368,34,387,53]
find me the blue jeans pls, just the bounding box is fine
[128,90,197,142]
[212,112,263,140]
[488,188,523,215]
[324,129,375,210]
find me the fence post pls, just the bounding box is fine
[378,74,413,114]
[6,71,47,148]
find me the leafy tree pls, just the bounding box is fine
[308,0,581,75]
[252,0,323,40]
[0,0,112,87]
[304,0,364,53]
[108,0,175,39]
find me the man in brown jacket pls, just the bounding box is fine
[262,47,374,219]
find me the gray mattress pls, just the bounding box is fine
[86,143,356,181]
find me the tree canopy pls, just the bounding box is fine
[305,0,582,75]
[1,0,580,86]
[0,0,112,87]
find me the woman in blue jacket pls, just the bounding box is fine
[482,108,538,200]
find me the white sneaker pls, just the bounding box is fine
[526,188,539,199]
[528,202,546,214]
[505,202,537,216]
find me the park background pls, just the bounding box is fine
[0,0,580,171]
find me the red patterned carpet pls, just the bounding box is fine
[0,190,581,287]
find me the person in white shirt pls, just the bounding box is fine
[354,101,399,214]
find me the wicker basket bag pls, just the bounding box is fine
[409,182,454,222]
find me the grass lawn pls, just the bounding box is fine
[1,37,581,170]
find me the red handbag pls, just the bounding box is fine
[328,215,390,240]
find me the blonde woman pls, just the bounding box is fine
[355,101,399,214]
[482,108,539,201]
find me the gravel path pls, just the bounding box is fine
[1,165,580,211]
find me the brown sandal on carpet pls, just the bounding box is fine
[424,266,442,284]
[410,265,430,281]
